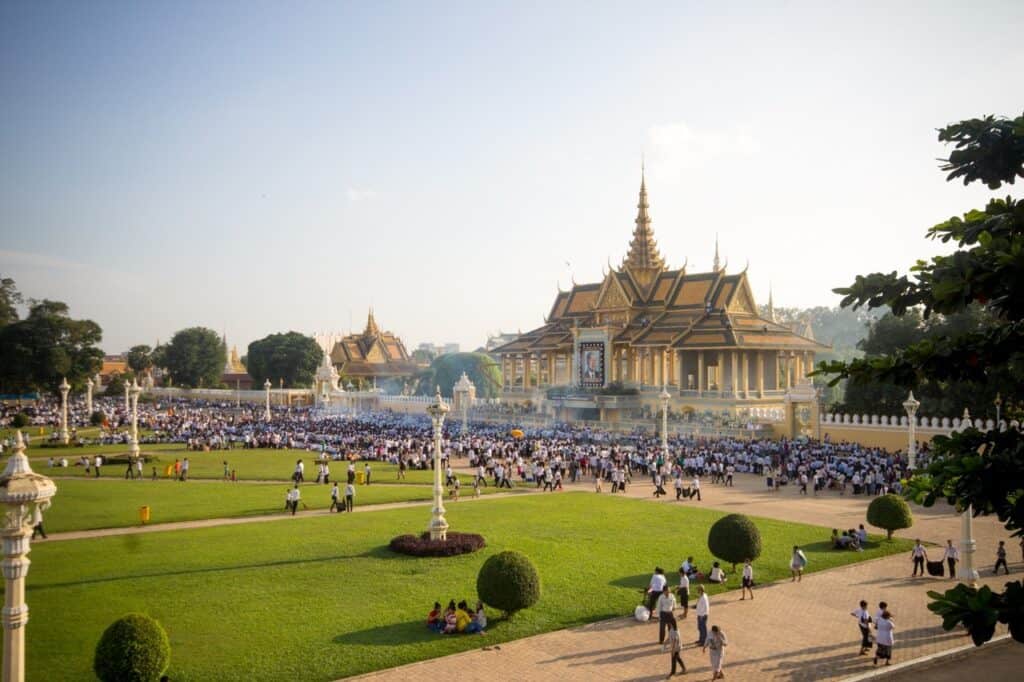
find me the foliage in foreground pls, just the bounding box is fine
[389,531,486,557]
[707,513,762,569]
[476,550,541,617]
[866,494,914,540]
[819,111,1024,646]
[94,612,171,682]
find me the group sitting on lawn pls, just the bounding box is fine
[427,600,487,635]
[832,526,867,551]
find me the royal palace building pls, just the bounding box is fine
[493,171,828,421]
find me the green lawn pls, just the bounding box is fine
[26,444,496,486]
[43,479,526,532]
[17,493,913,681]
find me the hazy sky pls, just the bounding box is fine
[2,1,1022,355]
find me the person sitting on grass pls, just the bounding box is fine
[455,600,473,633]
[466,601,487,634]
[708,562,727,584]
[427,602,444,632]
[680,557,700,580]
[442,601,458,634]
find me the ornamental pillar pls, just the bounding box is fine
[757,352,765,397]
[697,351,705,396]
[731,351,739,397]
[742,351,750,399]
[717,351,725,397]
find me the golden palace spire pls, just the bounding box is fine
[364,308,380,337]
[622,164,666,274]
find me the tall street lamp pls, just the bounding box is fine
[85,377,93,416]
[425,387,450,541]
[0,431,57,682]
[994,392,1002,429]
[957,408,979,585]
[263,379,272,422]
[123,379,130,414]
[128,378,141,462]
[659,386,671,460]
[58,378,70,445]
[902,391,920,470]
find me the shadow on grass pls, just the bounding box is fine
[334,616,510,646]
[609,574,651,590]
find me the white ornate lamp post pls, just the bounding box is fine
[0,431,57,682]
[58,378,70,445]
[128,379,141,461]
[994,392,1002,429]
[902,391,920,470]
[85,377,93,416]
[425,387,450,541]
[123,379,130,414]
[263,379,272,422]
[956,408,979,585]
[453,371,475,435]
[659,386,671,459]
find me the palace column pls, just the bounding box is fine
[783,353,791,390]
[717,351,725,397]
[742,351,750,398]
[676,350,684,389]
[757,351,765,397]
[731,351,739,397]
[697,351,705,396]
[794,353,803,385]
[548,353,555,387]
[522,355,530,389]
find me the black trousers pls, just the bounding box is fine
[995,558,1009,574]
[344,495,354,512]
[859,625,871,650]
[913,556,925,575]
[658,611,677,643]
[948,558,957,578]
[670,651,686,674]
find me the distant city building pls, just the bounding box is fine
[416,342,460,357]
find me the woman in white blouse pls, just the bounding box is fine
[874,610,895,666]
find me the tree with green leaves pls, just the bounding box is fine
[245,332,322,388]
[126,344,154,376]
[162,327,225,388]
[0,275,23,328]
[0,298,103,395]
[819,112,1024,646]
[414,352,502,399]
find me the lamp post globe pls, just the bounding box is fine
[425,387,450,541]
[58,377,71,445]
[902,391,920,470]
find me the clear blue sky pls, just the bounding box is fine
[2,0,1021,354]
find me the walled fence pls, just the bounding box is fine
[815,412,1020,450]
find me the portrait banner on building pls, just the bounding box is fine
[579,342,605,387]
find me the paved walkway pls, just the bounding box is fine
[350,473,1019,681]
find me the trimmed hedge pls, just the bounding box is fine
[867,494,913,540]
[476,550,541,617]
[94,612,171,682]
[707,513,762,570]
[11,413,29,428]
[389,532,486,557]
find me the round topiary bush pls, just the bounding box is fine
[707,513,762,570]
[389,532,486,557]
[94,613,171,682]
[90,410,105,426]
[11,413,29,428]
[867,493,914,540]
[476,550,541,618]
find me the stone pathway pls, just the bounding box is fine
[349,473,1019,681]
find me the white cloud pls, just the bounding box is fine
[345,187,378,202]
[646,121,759,170]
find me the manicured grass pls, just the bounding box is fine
[19,493,913,681]
[24,444,498,486]
[43,479,525,532]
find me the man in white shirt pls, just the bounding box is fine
[344,482,355,512]
[695,585,710,646]
[646,567,667,613]
[285,485,300,515]
[676,569,690,618]
[656,587,677,644]
[943,539,959,579]
[911,539,928,577]
[691,475,701,501]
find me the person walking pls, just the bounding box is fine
[94,454,102,477]
[344,481,355,512]
[180,457,190,482]
[329,482,340,512]
[364,462,372,485]
[694,585,710,646]
[911,539,928,577]
[874,609,895,666]
[703,624,727,680]
[740,559,754,600]
[656,586,677,644]
[851,600,873,655]
[691,474,701,501]
[790,545,807,582]
[994,541,1010,575]
[286,485,300,515]
[943,540,959,579]
[646,567,668,614]
[676,569,690,619]
[662,619,686,677]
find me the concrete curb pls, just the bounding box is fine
[841,633,1011,680]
